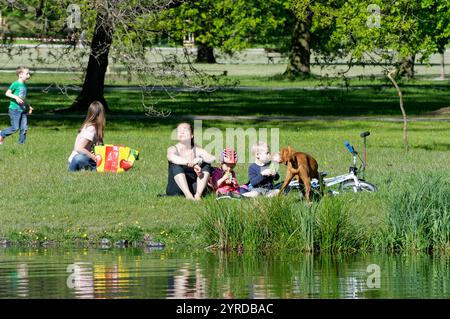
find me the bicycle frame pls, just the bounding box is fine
[287,170,362,192]
[288,132,371,194]
[322,141,366,192]
[323,171,361,189]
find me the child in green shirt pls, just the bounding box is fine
[0,66,33,145]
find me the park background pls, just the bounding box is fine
[1,0,450,300]
[0,0,449,255]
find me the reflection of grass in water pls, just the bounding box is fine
[1,247,450,298]
[201,252,450,298]
[202,251,319,298]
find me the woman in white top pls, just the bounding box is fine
[166,122,215,200]
[68,101,105,171]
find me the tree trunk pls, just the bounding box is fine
[440,50,445,80]
[36,0,45,18]
[196,43,216,63]
[284,9,313,78]
[71,11,113,112]
[397,55,415,79]
[387,70,408,152]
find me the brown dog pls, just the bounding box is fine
[274,146,319,200]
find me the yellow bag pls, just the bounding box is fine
[94,144,139,173]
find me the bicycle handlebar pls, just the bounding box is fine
[344,141,357,155]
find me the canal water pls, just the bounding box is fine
[0,247,449,299]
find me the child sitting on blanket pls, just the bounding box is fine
[244,141,280,197]
[211,148,243,198]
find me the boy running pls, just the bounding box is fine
[0,66,33,145]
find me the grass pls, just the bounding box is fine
[1,68,449,118]
[381,174,450,252]
[198,195,366,253]
[1,70,449,86]
[1,116,450,253]
[198,173,450,254]
[0,70,449,251]
[1,81,450,117]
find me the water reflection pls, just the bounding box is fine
[68,262,94,298]
[13,263,29,298]
[0,248,449,299]
[68,258,133,298]
[167,263,207,298]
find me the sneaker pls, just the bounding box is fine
[229,192,241,199]
[216,195,232,200]
[216,192,232,200]
[216,192,240,200]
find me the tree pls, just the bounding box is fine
[162,0,281,63]
[284,0,347,77]
[1,0,194,113]
[71,1,113,111]
[69,0,189,112]
[421,0,450,79]
[328,0,450,151]
[284,4,312,77]
[396,1,450,80]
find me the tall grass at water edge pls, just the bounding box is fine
[198,195,369,253]
[198,173,450,253]
[380,173,450,253]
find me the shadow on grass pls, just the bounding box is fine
[0,116,444,139]
[412,143,450,152]
[14,85,450,118]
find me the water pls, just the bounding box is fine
[0,247,449,299]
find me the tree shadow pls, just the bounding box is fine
[412,143,450,152]
[22,86,450,118]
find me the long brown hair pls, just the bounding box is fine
[79,101,106,144]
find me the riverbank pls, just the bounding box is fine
[1,119,449,252]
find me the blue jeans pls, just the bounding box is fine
[68,154,97,172]
[0,108,28,144]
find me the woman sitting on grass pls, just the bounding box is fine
[68,101,105,172]
[166,122,215,200]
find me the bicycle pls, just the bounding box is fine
[288,131,378,196]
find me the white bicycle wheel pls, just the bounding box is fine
[339,180,378,193]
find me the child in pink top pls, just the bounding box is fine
[211,148,241,197]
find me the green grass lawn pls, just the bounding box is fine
[1,117,449,251]
[1,83,449,117]
[0,71,449,251]
[1,70,449,87]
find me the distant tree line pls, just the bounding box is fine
[0,0,449,116]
